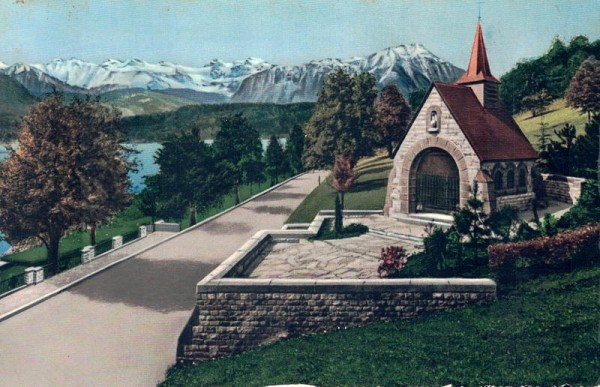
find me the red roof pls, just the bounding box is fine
[456,22,499,84]
[434,82,537,161]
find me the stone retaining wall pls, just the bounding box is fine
[496,192,535,210]
[180,278,496,363]
[177,210,497,363]
[541,174,586,204]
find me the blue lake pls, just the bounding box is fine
[1,139,285,194]
[0,139,284,255]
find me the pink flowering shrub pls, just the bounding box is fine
[378,246,409,278]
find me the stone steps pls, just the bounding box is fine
[368,228,424,245]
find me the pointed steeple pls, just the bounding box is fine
[456,21,499,84]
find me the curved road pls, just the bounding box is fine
[0,172,327,387]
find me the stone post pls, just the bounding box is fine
[139,226,147,238]
[33,267,44,284]
[81,245,95,264]
[24,267,36,285]
[112,235,123,250]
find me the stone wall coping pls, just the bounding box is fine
[195,209,376,287]
[197,277,496,294]
[541,173,586,183]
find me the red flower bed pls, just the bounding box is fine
[378,246,409,278]
[488,224,600,268]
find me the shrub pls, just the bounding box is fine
[488,223,600,269]
[378,246,409,278]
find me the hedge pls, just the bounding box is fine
[488,223,600,268]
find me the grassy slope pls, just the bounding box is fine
[287,153,393,223]
[514,98,588,147]
[162,265,600,386]
[100,89,198,117]
[0,74,37,140]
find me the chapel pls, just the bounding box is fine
[384,22,538,217]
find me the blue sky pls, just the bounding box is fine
[0,0,598,75]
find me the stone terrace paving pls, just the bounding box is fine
[249,215,424,280]
[247,200,573,281]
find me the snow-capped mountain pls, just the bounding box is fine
[232,44,464,103]
[0,62,8,70]
[30,57,273,98]
[1,44,463,103]
[2,63,87,96]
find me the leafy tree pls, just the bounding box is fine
[521,89,553,117]
[408,88,427,111]
[499,35,600,114]
[551,123,577,175]
[535,117,552,172]
[70,98,131,245]
[213,113,263,204]
[572,115,599,178]
[136,184,159,227]
[241,156,265,195]
[303,69,354,169]
[286,124,304,174]
[566,56,600,121]
[264,135,288,185]
[374,84,412,157]
[149,129,229,226]
[351,72,379,159]
[0,95,130,273]
[303,69,378,169]
[329,155,356,233]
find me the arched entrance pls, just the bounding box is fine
[412,148,459,213]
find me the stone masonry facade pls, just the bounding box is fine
[387,88,480,216]
[179,279,497,363]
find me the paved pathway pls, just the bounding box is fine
[0,232,175,318]
[250,217,421,280]
[0,172,327,387]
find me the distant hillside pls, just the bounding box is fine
[0,74,37,142]
[121,102,315,142]
[99,89,199,117]
[514,98,588,148]
[500,35,600,114]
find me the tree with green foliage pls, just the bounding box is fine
[521,89,553,117]
[149,129,229,226]
[303,69,378,169]
[286,124,304,174]
[0,95,131,273]
[375,84,412,158]
[351,72,379,159]
[572,115,599,178]
[213,113,263,204]
[408,88,427,111]
[547,123,577,175]
[566,56,600,121]
[241,156,265,195]
[136,184,159,227]
[499,35,600,114]
[264,135,288,185]
[70,98,131,246]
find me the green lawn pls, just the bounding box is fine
[162,264,600,386]
[0,174,290,282]
[514,98,588,147]
[287,153,393,223]
[2,210,151,267]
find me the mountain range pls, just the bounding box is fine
[0,44,463,104]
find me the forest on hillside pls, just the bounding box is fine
[499,35,600,114]
[121,102,315,141]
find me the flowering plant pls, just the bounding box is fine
[377,246,409,278]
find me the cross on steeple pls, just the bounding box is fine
[478,1,485,21]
